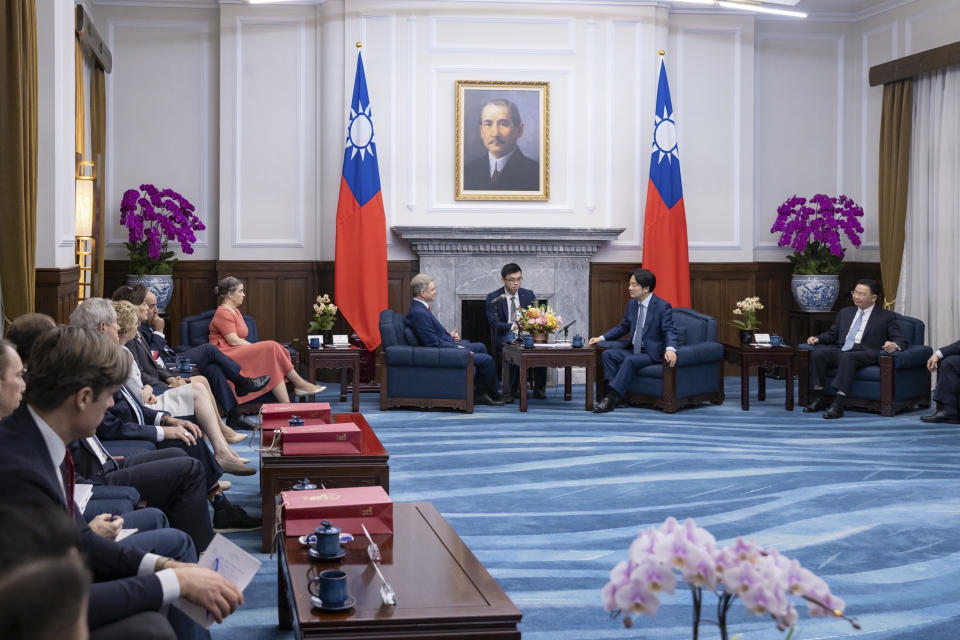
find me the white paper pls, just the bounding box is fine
[75,484,94,514]
[754,333,771,344]
[116,528,138,541]
[333,334,350,345]
[173,533,262,628]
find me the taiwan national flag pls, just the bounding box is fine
[335,52,387,350]
[641,59,691,308]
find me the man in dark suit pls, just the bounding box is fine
[0,326,242,639]
[803,278,907,419]
[406,273,504,406]
[590,269,679,413]
[921,339,960,423]
[463,99,540,191]
[485,263,546,400]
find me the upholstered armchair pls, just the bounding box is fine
[797,313,932,416]
[378,309,475,412]
[176,309,298,370]
[595,308,725,413]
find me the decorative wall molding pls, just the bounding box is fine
[406,15,418,213]
[860,23,897,227]
[429,15,576,55]
[392,226,624,257]
[232,15,307,248]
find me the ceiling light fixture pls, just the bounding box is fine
[671,0,807,19]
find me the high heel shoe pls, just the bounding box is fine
[215,455,256,476]
[220,423,249,444]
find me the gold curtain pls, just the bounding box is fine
[0,0,38,322]
[90,66,106,297]
[878,79,913,310]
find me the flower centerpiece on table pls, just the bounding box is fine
[770,194,864,311]
[308,293,338,332]
[602,517,860,640]
[517,304,562,337]
[729,296,763,337]
[119,184,206,276]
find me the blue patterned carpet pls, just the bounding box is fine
[211,378,960,639]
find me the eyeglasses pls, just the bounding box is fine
[849,289,872,297]
[504,277,523,284]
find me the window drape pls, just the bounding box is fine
[877,79,912,311]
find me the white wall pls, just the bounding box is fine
[82,0,960,266]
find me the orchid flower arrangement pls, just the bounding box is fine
[308,293,338,332]
[517,304,562,335]
[770,194,864,275]
[602,517,859,639]
[729,296,763,331]
[119,184,205,276]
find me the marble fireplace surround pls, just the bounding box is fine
[391,227,625,343]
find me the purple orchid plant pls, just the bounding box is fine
[770,194,864,275]
[119,184,205,276]
[602,517,859,639]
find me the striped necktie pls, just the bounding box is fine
[633,304,647,354]
[119,385,146,424]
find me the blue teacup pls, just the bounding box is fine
[523,335,534,349]
[770,334,783,347]
[177,356,191,373]
[312,521,342,558]
[308,335,321,349]
[572,335,584,348]
[307,569,347,606]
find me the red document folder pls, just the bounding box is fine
[260,402,331,435]
[277,423,362,455]
[281,486,393,536]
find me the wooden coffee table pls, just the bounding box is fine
[500,343,595,411]
[278,501,521,639]
[260,413,389,552]
[722,343,795,411]
[307,347,362,412]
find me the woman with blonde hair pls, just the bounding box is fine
[209,276,324,403]
[114,300,254,476]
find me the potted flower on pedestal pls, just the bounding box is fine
[119,184,205,310]
[770,194,864,312]
[308,293,338,346]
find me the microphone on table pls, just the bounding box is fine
[488,293,508,304]
[561,319,577,339]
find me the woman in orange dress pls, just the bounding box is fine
[209,276,324,403]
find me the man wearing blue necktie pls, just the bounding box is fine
[803,279,906,419]
[590,269,679,413]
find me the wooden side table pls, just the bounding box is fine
[723,343,795,411]
[500,343,595,412]
[306,347,361,412]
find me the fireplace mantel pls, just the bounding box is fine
[392,227,624,257]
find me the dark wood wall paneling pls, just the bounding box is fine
[34,266,80,324]
[589,262,882,346]
[104,260,418,346]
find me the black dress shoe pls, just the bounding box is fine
[227,415,258,431]
[920,409,960,424]
[476,392,504,406]
[823,397,845,419]
[803,396,827,413]
[533,387,547,400]
[235,374,270,396]
[593,390,620,414]
[502,394,515,404]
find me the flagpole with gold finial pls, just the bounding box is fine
[356,41,362,49]
[659,49,665,56]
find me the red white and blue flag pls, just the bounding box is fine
[642,58,691,308]
[335,51,387,350]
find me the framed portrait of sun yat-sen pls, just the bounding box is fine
[455,80,549,201]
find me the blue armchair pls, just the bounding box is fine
[596,308,725,413]
[797,312,932,416]
[378,309,475,412]
[177,309,258,352]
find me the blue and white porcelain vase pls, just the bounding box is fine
[126,274,174,311]
[790,274,840,312]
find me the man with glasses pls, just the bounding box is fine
[803,278,906,419]
[486,263,546,400]
[406,273,504,406]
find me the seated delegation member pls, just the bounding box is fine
[485,263,546,401]
[922,337,960,423]
[407,273,504,406]
[209,276,324,404]
[0,338,27,419]
[803,279,906,419]
[589,268,678,413]
[0,326,242,638]
[113,286,268,431]
[113,300,254,473]
[5,312,57,368]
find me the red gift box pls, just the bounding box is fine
[276,423,362,455]
[260,402,331,435]
[281,486,393,536]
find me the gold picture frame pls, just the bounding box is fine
[455,80,549,201]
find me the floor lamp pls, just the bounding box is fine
[75,160,96,302]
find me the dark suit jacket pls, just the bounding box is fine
[125,334,170,392]
[98,388,167,442]
[485,286,537,344]
[601,294,679,363]
[406,300,459,348]
[940,339,960,359]
[0,405,163,628]
[815,305,907,357]
[139,324,177,362]
[463,149,540,191]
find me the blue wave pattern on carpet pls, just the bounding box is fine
[211,378,960,639]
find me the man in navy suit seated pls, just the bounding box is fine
[406,273,505,406]
[590,268,679,413]
[923,337,960,423]
[803,278,907,419]
[486,263,546,401]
